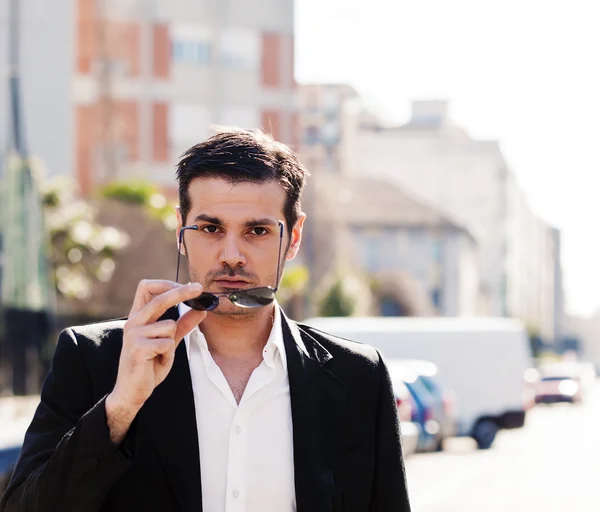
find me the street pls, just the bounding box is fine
[405,382,598,512]
[2,386,597,510]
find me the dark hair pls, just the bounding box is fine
[176,128,309,236]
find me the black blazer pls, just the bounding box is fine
[1,307,411,512]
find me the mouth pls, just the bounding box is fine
[213,279,252,289]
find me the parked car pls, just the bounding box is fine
[523,367,540,411]
[536,362,590,404]
[406,360,458,441]
[535,375,582,404]
[388,360,456,452]
[304,316,533,449]
[392,379,419,456]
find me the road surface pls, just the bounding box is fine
[405,383,598,511]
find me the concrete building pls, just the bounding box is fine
[340,99,562,339]
[297,87,481,317]
[307,173,480,317]
[296,83,362,175]
[565,313,600,371]
[551,228,566,342]
[1,0,296,195]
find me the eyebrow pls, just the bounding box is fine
[193,214,223,225]
[192,214,279,229]
[243,218,279,228]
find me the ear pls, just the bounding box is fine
[176,206,186,256]
[285,213,306,262]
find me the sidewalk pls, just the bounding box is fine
[0,395,39,448]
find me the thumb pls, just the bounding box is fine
[175,309,208,345]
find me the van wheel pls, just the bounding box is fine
[473,419,498,450]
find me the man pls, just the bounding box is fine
[1,129,411,511]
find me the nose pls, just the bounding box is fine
[219,234,246,269]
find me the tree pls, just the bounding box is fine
[318,277,357,317]
[278,265,310,320]
[42,176,130,306]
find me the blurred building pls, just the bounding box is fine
[341,99,563,339]
[298,87,480,317]
[551,227,566,342]
[565,313,600,371]
[313,174,480,317]
[298,89,564,334]
[505,182,564,341]
[0,0,297,195]
[296,83,364,175]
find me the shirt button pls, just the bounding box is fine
[235,425,242,435]
[233,489,240,499]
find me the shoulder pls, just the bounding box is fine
[55,317,128,369]
[50,318,128,397]
[66,317,128,349]
[294,322,390,401]
[296,322,382,369]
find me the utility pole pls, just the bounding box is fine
[8,0,26,156]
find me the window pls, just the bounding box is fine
[380,297,406,317]
[304,125,320,145]
[354,229,384,273]
[431,287,442,310]
[171,24,212,66]
[408,228,423,246]
[172,40,211,65]
[321,121,339,145]
[432,237,444,262]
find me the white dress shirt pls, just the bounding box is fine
[178,302,298,512]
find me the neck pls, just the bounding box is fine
[198,304,277,359]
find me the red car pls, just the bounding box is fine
[393,380,419,456]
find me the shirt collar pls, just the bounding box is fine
[178,301,289,372]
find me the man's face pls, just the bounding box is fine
[176,177,304,315]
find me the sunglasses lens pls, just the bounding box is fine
[229,287,276,308]
[184,293,219,311]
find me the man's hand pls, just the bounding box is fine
[106,280,207,444]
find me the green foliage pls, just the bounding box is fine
[526,324,542,358]
[278,265,310,305]
[281,265,310,293]
[101,180,156,205]
[318,277,356,317]
[100,180,178,231]
[43,177,130,301]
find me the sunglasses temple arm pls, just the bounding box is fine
[176,229,183,283]
[274,222,283,292]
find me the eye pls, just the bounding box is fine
[201,225,220,234]
[251,227,268,236]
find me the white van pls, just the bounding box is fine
[303,316,534,449]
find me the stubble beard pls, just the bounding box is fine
[187,265,260,317]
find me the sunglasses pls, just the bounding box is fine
[175,220,284,311]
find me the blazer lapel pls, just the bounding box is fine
[282,311,347,512]
[141,306,203,512]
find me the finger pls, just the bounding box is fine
[129,283,204,328]
[144,338,175,358]
[174,309,207,345]
[156,344,176,372]
[133,319,177,339]
[129,280,182,317]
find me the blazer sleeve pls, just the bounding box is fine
[368,350,412,512]
[0,328,133,512]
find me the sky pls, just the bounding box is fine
[295,0,600,318]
